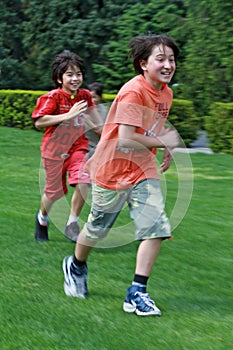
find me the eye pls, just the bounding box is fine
[155,55,165,62]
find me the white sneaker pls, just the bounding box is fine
[62,256,88,298]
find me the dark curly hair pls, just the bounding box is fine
[52,50,86,88]
[88,82,104,98]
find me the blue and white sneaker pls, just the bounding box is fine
[62,256,88,299]
[123,285,161,316]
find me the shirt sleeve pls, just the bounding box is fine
[31,94,58,120]
[113,91,144,128]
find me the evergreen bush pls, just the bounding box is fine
[169,99,199,146]
[1,90,232,153]
[205,102,233,154]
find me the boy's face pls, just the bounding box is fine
[58,65,83,95]
[140,44,176,90]
[90,90,101,106]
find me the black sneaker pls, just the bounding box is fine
[64,222,80,243]
[35,212,49,241]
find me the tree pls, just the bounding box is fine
[180,0,233,118]
[0,0,28,88]
[1,0,232,122]
[93,0,187,92]
[21,0,138,89]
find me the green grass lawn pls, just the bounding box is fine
[0,126,232,350]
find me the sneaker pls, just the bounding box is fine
[64,222,80,243]
[62,256,88,298]
[35,212,49,241]
[123,285,161,316]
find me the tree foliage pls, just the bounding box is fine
[180,0,233,116]
[0,0,29,88]
[93,0,187,92]
[1,0,232,118]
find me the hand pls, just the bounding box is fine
[160,147,173,173]
[66,100,88,120]
[158,129,180,149]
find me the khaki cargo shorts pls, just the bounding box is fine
[82,178,171,241]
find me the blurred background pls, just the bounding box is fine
[1,0,233,151]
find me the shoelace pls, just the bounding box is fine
[136,292,155,307]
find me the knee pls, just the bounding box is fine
[82,212,110,241]
[86,223,110,240]
[45,189,66,201]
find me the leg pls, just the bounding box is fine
[65,151,91,242]
[123,179,171,316]
[73,230,95,261]
[131,178,170,276]
[64,183,89,242]
[63,184,128,297]
[35,194,55,242]
[40,193,54,216]
[35,157,67,241]
[135,238,162,276]
[70,183,89,217]
[67,151,90,218]
[123,238,163,316]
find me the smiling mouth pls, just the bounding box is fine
[71,83,79,88]
[161,71,171,76]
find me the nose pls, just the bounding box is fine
[164,59,172,68]
[72,72,82,81]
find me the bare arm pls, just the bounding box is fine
[84,107,103,135]
[34,100,88,129]
[118,124,180,150]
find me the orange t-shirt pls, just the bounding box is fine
[86,75,173,190]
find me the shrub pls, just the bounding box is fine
[0,90,115,130]
[0,90,46,129]
[205,102,233,154]
[0,91,201,147]
[169,99,200,146]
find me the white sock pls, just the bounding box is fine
[67,215,78,226]
[38,210,49,226]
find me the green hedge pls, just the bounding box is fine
[0,90,200,145]
[0,90,115,130]
[205,102,233,154]
[0,90,47,129]
[169,99,200,146]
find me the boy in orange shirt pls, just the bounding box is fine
[63,35,180,316]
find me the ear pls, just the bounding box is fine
[139,59,147,71]
[57,77,62,85]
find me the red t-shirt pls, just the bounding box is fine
[86,75,173,190]
[32,88,94,159]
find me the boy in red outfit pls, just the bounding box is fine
[32,50,101,242]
